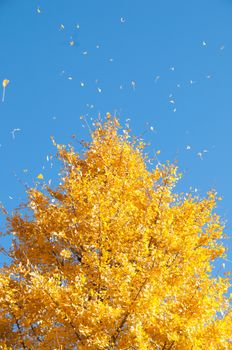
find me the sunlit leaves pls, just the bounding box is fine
[0,115,231,349]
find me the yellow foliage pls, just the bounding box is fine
[0,116,231,349]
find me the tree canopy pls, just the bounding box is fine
[0,115,231,349]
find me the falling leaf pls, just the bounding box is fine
[2,79,9,88]
[11,128,21,139]
[2,79,10,103]
[131,81,136,90]
[37,173,44,180]
[154,75,160,83]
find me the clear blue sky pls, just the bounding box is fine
[1,0,232,268]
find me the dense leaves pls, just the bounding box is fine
[0,116,231,349]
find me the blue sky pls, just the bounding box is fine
[0,0,232,268]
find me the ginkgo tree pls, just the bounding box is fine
[0,115,231,349]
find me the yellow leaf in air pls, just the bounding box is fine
[37,173,44,180]
[2,79,10,88]
[156,150,161,155]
